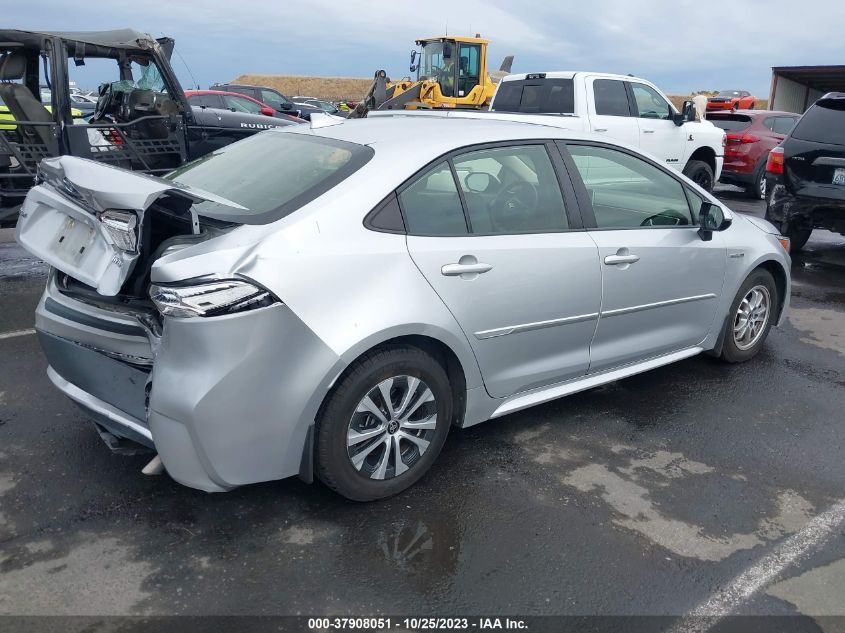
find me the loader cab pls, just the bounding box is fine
[415,37,485,100]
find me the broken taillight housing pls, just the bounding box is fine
[149,280,278,318]
[99,210,138,252]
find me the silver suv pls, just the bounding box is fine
[16,116,791,500]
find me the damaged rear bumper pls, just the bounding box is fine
[36,276,342,493]
[766,178,845,235]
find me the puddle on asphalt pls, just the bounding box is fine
[0,534,154,615]
[514,426,815,562]
[788,307,845,357]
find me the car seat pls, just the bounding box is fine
[0,52,56,150]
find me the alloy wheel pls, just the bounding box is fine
[347,375,437,480]
[733,285,771,350]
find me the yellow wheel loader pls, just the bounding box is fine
[348,35,513,118]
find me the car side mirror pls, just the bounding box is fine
[674,100,695,126]
[698,202,731,241]
[260,106,274,116]
[465,172,493,193]
[279,102,292,111]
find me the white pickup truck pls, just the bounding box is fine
[487,72,725,191]
[372,72,726,191]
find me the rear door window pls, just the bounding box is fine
[791,100,845,145]
[453,145,569,234]
[223,94,262,114]
[593,79,631,117]
[195,94,224,109]
[771,116,798,135]
[492,78,575,113]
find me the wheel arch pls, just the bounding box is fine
[686,146,717,176]
[707,258,789,358]
[325,328,478,426]
[756,259,789,323]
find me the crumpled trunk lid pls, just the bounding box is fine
[15,156,244,296]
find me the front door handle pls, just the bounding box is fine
[441,262,493,276]
[642,129,655,134]
[604,254,640,265]
[594,127,608,132]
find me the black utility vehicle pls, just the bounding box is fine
[765,93,845,250]
[0,29,289,226]
[211,83,324,120]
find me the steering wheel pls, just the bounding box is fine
[639,210,688,227]
[93,82,115,121]
[489,181,539,232]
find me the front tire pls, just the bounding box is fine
[683,159,715,192]
[720,269,778,363]
[316,346,453,501]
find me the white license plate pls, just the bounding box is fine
[833,168,845,186]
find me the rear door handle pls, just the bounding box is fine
[604,254,640,265]
[643,129,655,134]
[594,128,608,132]
[441,262,493,276]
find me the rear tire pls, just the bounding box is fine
[720,269,778,363]
[784,225,812,252]
[316,346,453,501]
[683,160,715,192]
[744,162,767,200]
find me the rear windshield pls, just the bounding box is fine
[164,131,373,224]
[492,78,575,113]
[707,114,752,132]
[791,99,845,146]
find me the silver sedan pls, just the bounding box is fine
[16,116,791,500]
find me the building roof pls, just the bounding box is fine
[772,65,845,92]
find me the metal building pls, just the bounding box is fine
[769,65,845,113]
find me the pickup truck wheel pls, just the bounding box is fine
[315,346,452,501]
[683,160,715,192]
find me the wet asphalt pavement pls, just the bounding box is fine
[0,189,843,627]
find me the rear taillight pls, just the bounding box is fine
[766,147,785,175]
[726,133,759,145]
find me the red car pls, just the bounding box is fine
[706,90,757,111]
[707,110,799,198]
[184,90,305,123]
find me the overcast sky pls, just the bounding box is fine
[9,1,844,97]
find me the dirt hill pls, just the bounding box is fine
[233,74,372,101]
